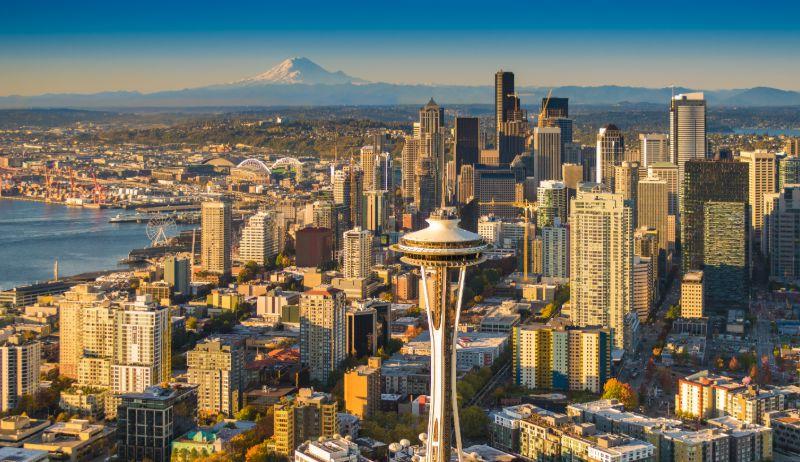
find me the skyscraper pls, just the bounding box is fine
[680,160,748,274]
[0,335,40,412]
[614,161,640,221]
[542,225,569,279]
[419,98,446,206]
[454,117,480,174]
[402,138,422,200]
[647,162,679,217]
[495,71,515,131]
[300,286,346,384]
[703,201,750,306]
[739,150,776,240]
[273,389,339,457]
[570,193,633,351]
[163,256,190,296]
[767,186,800,286]
[639,133,670,173]
[543,97,569,118]
[475,166,517,219]
[112,295,171,396]
[670,93,707,184]
[187,337,246,416]
[637,176,670,254]
[596,124,625,188]
[342,227,373,279]
[333,165,364,229]
[364,190,389,234]
[201,200,232,276]
[360,145,378,191]
[534,126,562,182]
[537,180,567,228]
[239,211,277,265]
[778,154,800,190]
[58,284,107,379]
[390,208,487,462]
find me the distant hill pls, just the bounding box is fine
[2,57,799,108]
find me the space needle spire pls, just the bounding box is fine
[391,207,488,462]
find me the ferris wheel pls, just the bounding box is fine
[146,215,177,247]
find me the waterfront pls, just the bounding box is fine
[0,199,183,290]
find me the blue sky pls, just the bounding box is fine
[2,0,799,95]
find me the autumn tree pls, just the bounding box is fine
[601,378,639,410]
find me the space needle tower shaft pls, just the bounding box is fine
[391,208,487,462]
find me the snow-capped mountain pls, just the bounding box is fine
[233,57,368,85]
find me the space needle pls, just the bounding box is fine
[391,207,488,462]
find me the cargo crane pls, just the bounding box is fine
[480,199,539,282]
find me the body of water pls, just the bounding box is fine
[0,199,173,290]
[732,128,800,137]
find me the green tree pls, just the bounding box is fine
[185,316,198,331]
[460,406,490,439]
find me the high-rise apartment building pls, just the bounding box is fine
[201,200,232,276]
[614,161,639,202]
[537,180,567,228]
[300,286,346,384]
[681,271,705,318]
[112,295,171,396]
[273,389,339,457]
[670,93,707,184]
[342,227,373,279]
[637,176,669,254]
[511,322,611,393]
[533,127,562,181]
[344,357,381,419]
[632,256,653,321]
[0,335,40,412]
[681,160,748,274]
[703,201,750,306]
[596,125,625,188]
[187,337,246,416]
[638,133,670,173]
[569,193,633,351]
[58,284,107,379]
[542,225,568,280]
[239,211,277,265]
[543,97,569,118]
[739,150,777,240]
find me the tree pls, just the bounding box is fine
[235,405,259,421]
[185,316,198,331]
[665,305,681,321]
[601,378,638,410]
[460,406,490,439]
[245,442,284,462]
[729,356,740,372]
[237,261,259,283]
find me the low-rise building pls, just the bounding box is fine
[765,409,800,454]
[0,416,50,448]
[294,436,366,462]
[23,420,113,462]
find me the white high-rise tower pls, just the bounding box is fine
[391,208,487,462]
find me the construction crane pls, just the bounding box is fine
[537,89,554,128]
[480,199,539,282]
